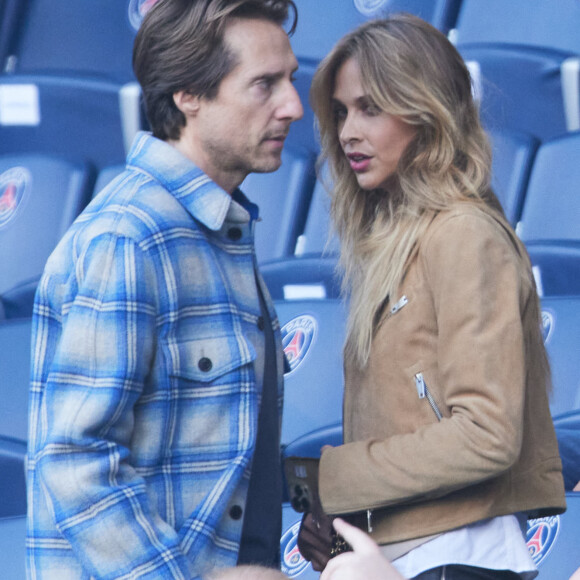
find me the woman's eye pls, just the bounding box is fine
[363,103,380,116]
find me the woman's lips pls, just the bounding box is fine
[347,153,371,172]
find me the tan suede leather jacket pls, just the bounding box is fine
[319,206,566,546]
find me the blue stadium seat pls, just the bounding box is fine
[280,503,317,579]
[4,0,144,83]
[0,318,31,442]
[261,257,346,444]
[488,128,538,226]
[0,155,93,318]
[540,296,580,418]
[0,515,26,580]
[517,132,580,296]
[554,410,580,492]
[0,437,26,518]
[527,493,580,579]
[295,167,340,257]
[291,0,462,61]
[0,76,141,170]
[0,0,148,168]
[0,0,24,72]
[453,0,580,54]
[241,149,317,263]
[460,45,577,140]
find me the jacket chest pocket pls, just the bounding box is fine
[167,334,256,385]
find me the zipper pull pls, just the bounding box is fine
[367,509,373,533]
[389,295,408,316]
[415,373,426,399]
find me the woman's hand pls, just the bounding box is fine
[320,518,406,580]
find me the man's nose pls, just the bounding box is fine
[277,82,304,122]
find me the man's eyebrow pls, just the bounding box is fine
[250,65,299,84]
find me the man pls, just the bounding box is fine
[26,1,303,578]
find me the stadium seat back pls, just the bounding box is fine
[291,0,462,61]
[488,128,538,226]
[241,149,316,263]
[518,132,580,243]
[0,318,32,442]
[0,76,140,170]
[461,46,572,141]
[454,0,580,54]
[5,0,150,83]
[540,296,580,417]
[0,437,27,518]
[0,155,93,311]
[0,515,26,579]
[527,493,580,578]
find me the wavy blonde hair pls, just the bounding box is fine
[310,14,545,376]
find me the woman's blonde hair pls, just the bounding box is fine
[310,14,546,376]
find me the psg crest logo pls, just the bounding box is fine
[128,0,159,30]
[353,0,389,16]
[0,166,31,230]
[280,520,311,578]
[541,309,554,344]
[281,315,317,375]
[526,515,560,567]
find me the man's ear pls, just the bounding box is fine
[173,91,201,118]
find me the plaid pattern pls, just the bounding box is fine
[26,132,284,579]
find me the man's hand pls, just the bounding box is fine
[320,518,406,580]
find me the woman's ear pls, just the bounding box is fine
[173,91,200,118]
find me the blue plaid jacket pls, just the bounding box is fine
[26,132,284,579]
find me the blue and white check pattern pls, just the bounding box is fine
[26,132,284,579]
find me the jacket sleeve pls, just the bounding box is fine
[319,213,530,515]
[31,233,196,579]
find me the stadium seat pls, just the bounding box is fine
[0,515,26,580]
[540,296,580,418]
[527,493,580,579]
[460,45,578,141]
[488,129,538,226]
[0,437,26,519]
[0,0,149,169]
[261,256,346,445]
[0,155,93,318]
[4,0,142,83]
[290,0,462,61]
[0,75,142,171]
[0,0,24,73]
[517,132,580,296]
[0,318,31,442]
[242,149,316,264]
[553,410,580,492]
[453,0,580,55]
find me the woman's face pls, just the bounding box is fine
[332,57,416,191]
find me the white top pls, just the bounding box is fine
[393,515,537,579]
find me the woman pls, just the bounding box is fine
[298,14,566,580]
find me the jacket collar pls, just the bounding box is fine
[126,131,247,231]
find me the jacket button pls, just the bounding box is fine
[198,357,212,372]
[229,505,243,520]
[227,227,242,241]
[257,316,265,331]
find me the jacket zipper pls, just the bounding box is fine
[415,373,443,421]
[389,295,408,316]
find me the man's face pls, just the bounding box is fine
[175,17,303,193]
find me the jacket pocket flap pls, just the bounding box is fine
[167,335,256,383]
